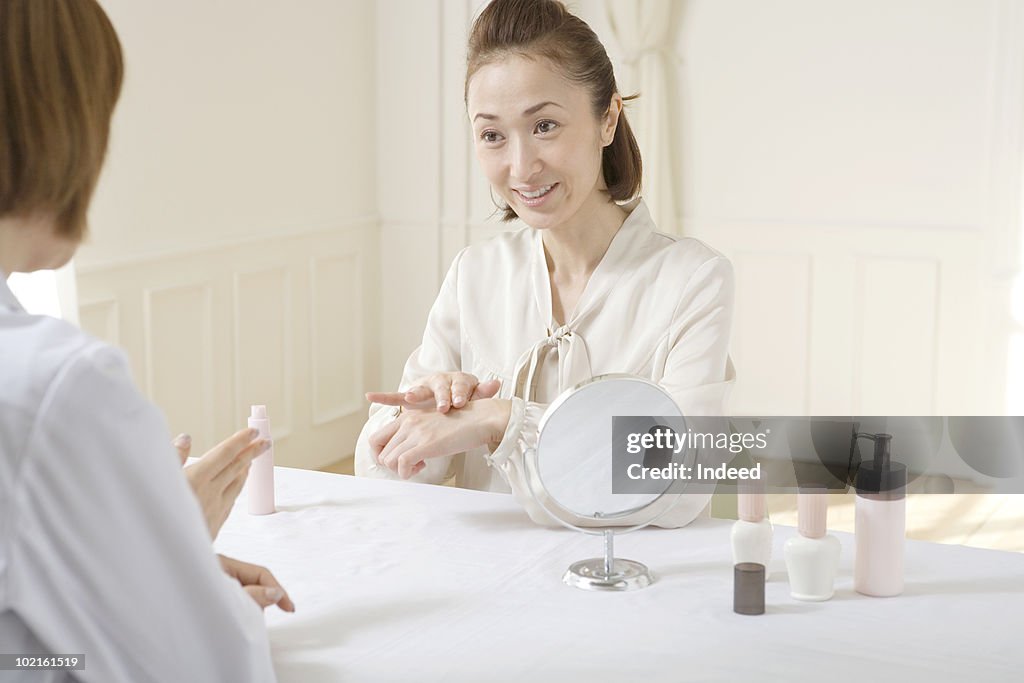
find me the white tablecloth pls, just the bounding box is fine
[215,467,1024,683]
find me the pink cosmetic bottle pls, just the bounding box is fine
[246,405,276,515]
[731,480,773,575]
[852,433,905,597]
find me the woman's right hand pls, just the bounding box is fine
[218,554,295,613]
[366,373,500,414]
[177,428,270,540]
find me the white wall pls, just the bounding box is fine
[78,0,378,468]
[376,0,1024,417]
[660,0,1024,416]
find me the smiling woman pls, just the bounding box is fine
[355,0,736,529]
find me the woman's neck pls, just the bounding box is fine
[0,214,76,273]
[541,194,629,282]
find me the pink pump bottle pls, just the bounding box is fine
[246,405,276,515]
[852,432,905,597]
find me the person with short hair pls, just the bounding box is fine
[0,2,290,680]
[357,0,735,529]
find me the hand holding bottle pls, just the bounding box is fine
[174,428,270,539]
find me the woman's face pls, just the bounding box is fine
[467,55,619,231]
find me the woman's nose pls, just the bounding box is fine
[509,137,541,181]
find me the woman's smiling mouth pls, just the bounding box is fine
[513,183,558,206]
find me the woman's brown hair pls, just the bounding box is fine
[466,0,643,222]
[0,0,124,242]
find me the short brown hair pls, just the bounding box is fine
[0,0,124,241]
[466,0,642,222]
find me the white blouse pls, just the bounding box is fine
[0,274,275,683]
[356,200,735,528]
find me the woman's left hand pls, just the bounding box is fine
[370,398,512,479]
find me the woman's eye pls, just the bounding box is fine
[535,120,558,134]
[480,130,502,143]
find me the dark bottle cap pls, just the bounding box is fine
[733,562,765,615]
[852,433,907,496]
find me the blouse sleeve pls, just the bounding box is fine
[660,255,736,416]
[354,249,468,484]
[9,343,275,682]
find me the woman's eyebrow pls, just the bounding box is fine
[473,100,565,122]
[523,100,563,116]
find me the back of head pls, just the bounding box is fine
[466,0,642,219]
[0,0,124,242]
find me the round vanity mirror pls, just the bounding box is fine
[526,374,698,591]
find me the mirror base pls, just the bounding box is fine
[563,558,653,591]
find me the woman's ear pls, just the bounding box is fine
[601,94,623,147]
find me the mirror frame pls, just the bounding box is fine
[526,373,691,535]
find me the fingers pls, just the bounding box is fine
[382,435,430,479]
[450,374,474,409]
[365,391,408,407]
[369,419,401,457]
[426,375,454,413]
[365,389,437,412]
[250,566,295,611]
[276,589,296,613]
[470,378,501,401]
[212,437,270,487]
[367,373,494,414]
[402,385,433,405]
[196,427,261,475]
[222,556,296,612]
[397,447,428,480]
[173,433,192,465]
[378,430,412,471]
[243,585,295,612]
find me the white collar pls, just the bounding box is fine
[0,270,27,313]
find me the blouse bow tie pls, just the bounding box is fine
[513,324,594,402]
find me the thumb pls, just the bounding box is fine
[173,433,192,466]
[244,585,284,609]
[470,379,501,400]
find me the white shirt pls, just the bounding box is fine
[0,273,275,682]
[356,200,735,528]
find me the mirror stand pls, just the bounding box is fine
[563,529,652,592]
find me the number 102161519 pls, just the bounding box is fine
[0,654,84,670]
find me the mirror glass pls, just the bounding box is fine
[534,375,686,521]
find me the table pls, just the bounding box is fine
[215,467,1024,683]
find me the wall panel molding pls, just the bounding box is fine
[143,282,216,445]
[233,266,294,440]
[76,223,375,469]
[78,299,121,349]
[309,251,364,426]
[76,215,377,275]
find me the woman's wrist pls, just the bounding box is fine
[482,398,512,447]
